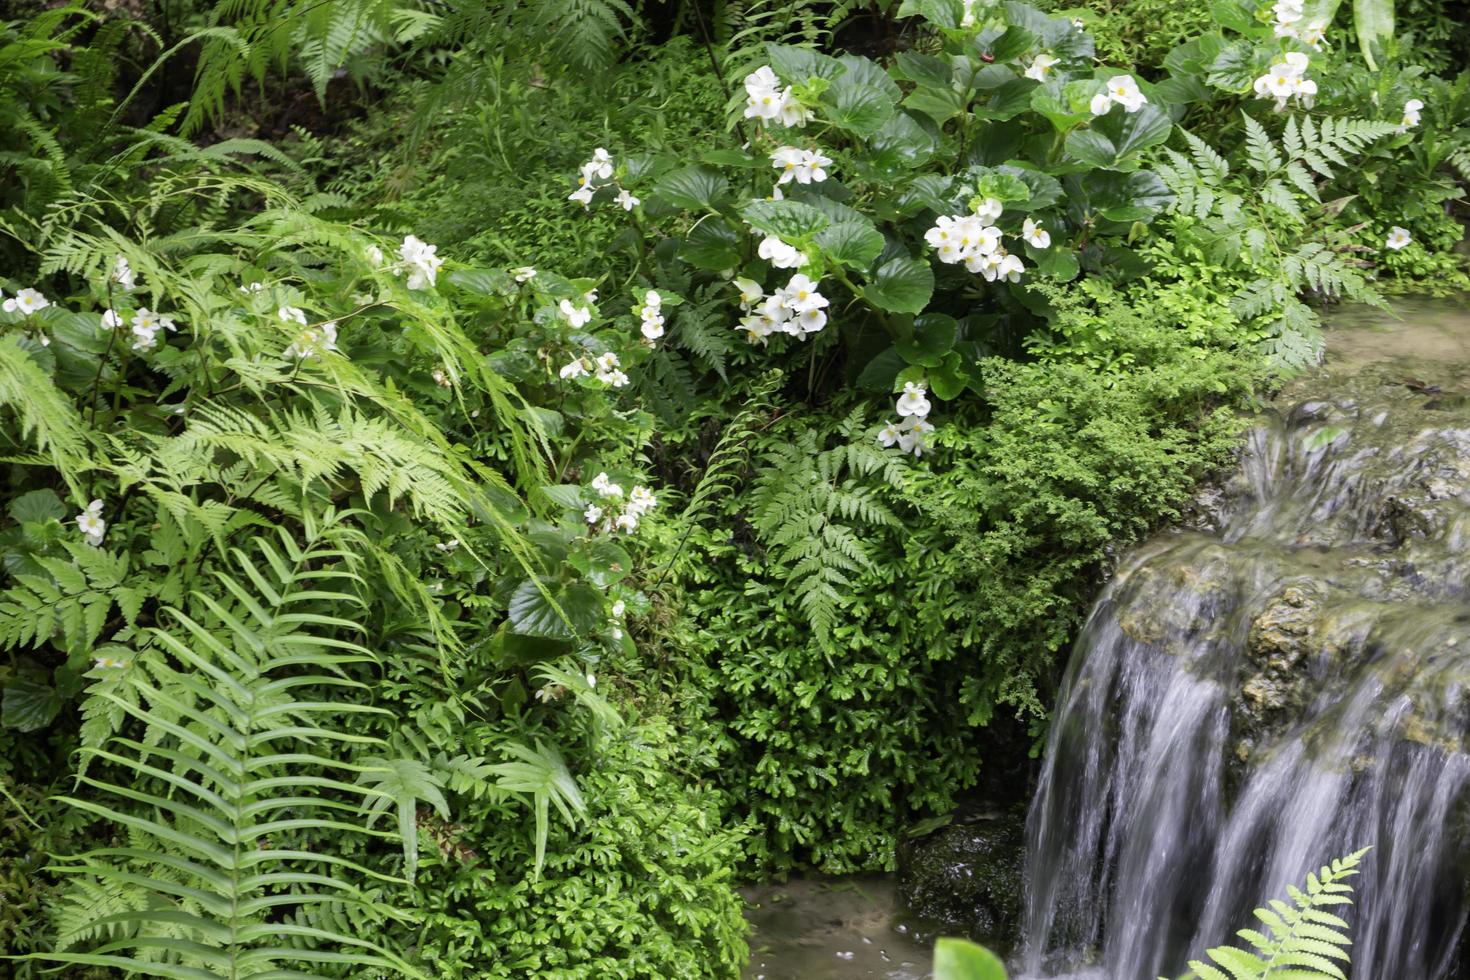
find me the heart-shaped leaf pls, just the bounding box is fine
[1065,103,1173,170]
[864,256,935,314]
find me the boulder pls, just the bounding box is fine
[895,809,1026,950]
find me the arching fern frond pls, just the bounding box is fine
[33,515,429,978]
[1179,848,1368,980]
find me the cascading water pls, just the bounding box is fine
[1019,305,1470,980]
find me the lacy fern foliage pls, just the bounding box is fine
[1180,848,1368,980]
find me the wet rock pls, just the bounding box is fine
[896,809,1025,950]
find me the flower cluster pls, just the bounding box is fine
[1272,0,1327,49]
[743,66,812,128]
[1398,98,1424,133]
[1386,226,1412,250]
[278,306,339,359]
[397,235,444,290]
[637,290,665,342]
[560,298,593,327]
[111,307,179,352]
[925,210,1026,282]
[1089,75,1147,115]
[877,382,936,458]
[560,350,628,387]
[1253,52,1317,111]
[585,472,658,534]
[772,145,832,185]
[568,147,641,211]
[75,499,106,546]
[734,273,828,344]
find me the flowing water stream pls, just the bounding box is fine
[1021,297,1470,980]
[744,298,1470,980]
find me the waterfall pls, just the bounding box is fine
[1018,365,1470,980]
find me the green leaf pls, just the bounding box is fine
[867,112,938,172]
[983,25,1038,63]
[765,43,843,83]
[816,220,886,269]
[1354,0,1393,69]
[1077,169,1175,221]
[507,578,603,639]
[895,313,958,366]
[863,256,935,314]
[824,80,897,136]
[1210,0,1257,33]
[540,485,585,509]
[933,938,1009,980]
[741,199,830,240]
[856,347,907,392]
[9,488,66,525]
[567,539,633,587]
[652,165,729,211]
[905,83,969,125]
[892,51,953,88]
[1205,39,1259,93]
[679,220,742,270]
[1065,103,1174,170]
[896,0,966,28]
[2,677,61,733]
[450,268,514,297]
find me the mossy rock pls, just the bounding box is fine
[895,809,1026,951]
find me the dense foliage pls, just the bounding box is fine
[0,0,1463,974]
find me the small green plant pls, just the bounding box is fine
[1175,848,1369,980]
[934,937,1010,980]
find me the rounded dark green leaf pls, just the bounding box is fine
[741,199,830,240]
[2,677,61,733]
[507,578,603,639]
[1064,103,1173,171]
[895,313,958,367]
[864,256,935,315]
[680,220,742,270]
[652,165,730,211]
[816,220,886,269]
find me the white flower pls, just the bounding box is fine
[1022,218,1052,249]
[586,673,597,687]
[1102,75,1147,113]
[569,185,595,208]
[435,538,460,553]
[102,309,124,329]
[3,288,50,316]
[1386,226,1412,250]
[611,599,626,617]
[628,485,657,514]
[896,381,931,418]
[240,281,266,294]
[734,278,765,311]
[877,420,904,448]
[1253,54,1316,111]
[595,352,620,373]
[111,256,136,290]
[398,235,445,290]
[779,274,826,313]
[758,234,804,269]
[603,369,629,387]
[614,511,639,533]
[772,145,804,184]
[1399,98,1424,132]
[744,66,784,120]
[278,305,308,326]
[285,321,338,360]
[592,472,619,496]
[1090,91,1113,116]
[560,299,593,327]
[75,499,105,546]
[930,213,1004,272]
[585,504,604,524]
[997,252,1025,283]
[93,655,126,670]
[1300,18,1328,49]
[961,0,978,26]
[1024,53,1060,81]
[587,147,614,180]
[366,245,385,267]
[898,416,936,457]
[643,289,662,309]
[777,89,813,128]
[974,197,1004,223]
[513,266,538,282]
[560,357,591,379]
[615,188,640,210]
[796,308,827,334]
[433,368,451,387]
[129,308,177,351]
[641,316,666,341]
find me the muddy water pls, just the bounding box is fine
[741,877,934,979]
